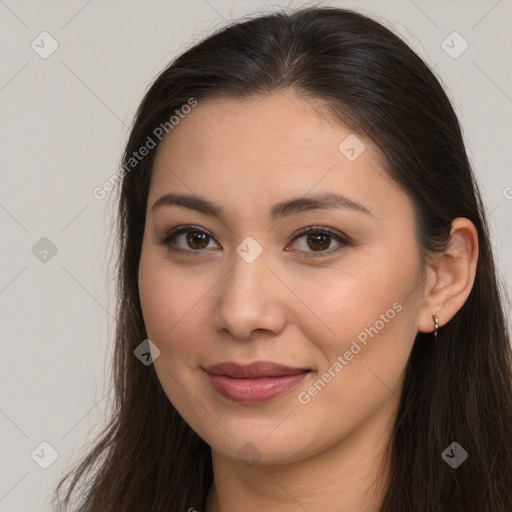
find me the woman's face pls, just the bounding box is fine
[138,90,427,466]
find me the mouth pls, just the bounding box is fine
[204,361,312,403]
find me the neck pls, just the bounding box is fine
[204,401,396,512]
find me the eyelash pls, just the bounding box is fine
[161,224,351,259]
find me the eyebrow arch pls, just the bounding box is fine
[151,192,372,221]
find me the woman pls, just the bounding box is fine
[53,6,512,511]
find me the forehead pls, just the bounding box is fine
[148,90,409,222]
[154,91,377,166]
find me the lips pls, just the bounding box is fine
[204,361,311,403]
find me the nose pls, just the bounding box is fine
[213,251,286,340]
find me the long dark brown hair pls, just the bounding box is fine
[52,6,512,511]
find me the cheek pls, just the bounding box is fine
[138,253,207,409]
[290,247,422,417]
[289,274,419,452]
[138,251,214,358]
[290,249,420,358]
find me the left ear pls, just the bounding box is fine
[417,217,479,334]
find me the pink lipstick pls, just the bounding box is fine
[204,361,311,403]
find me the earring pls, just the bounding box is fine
[432,314,439,339]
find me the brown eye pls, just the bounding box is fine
[185,231,210,250]
[162,225,219,253]
[162,224,349,258]
[288,226,350,258]
[305,232,331,251]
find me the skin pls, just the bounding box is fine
[138,89,478,511]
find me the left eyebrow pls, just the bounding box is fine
[151,191,373,221]
[270,192,373,220]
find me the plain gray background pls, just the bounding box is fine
[1,0,511,510]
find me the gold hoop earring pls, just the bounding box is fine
[433,314,439,339]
